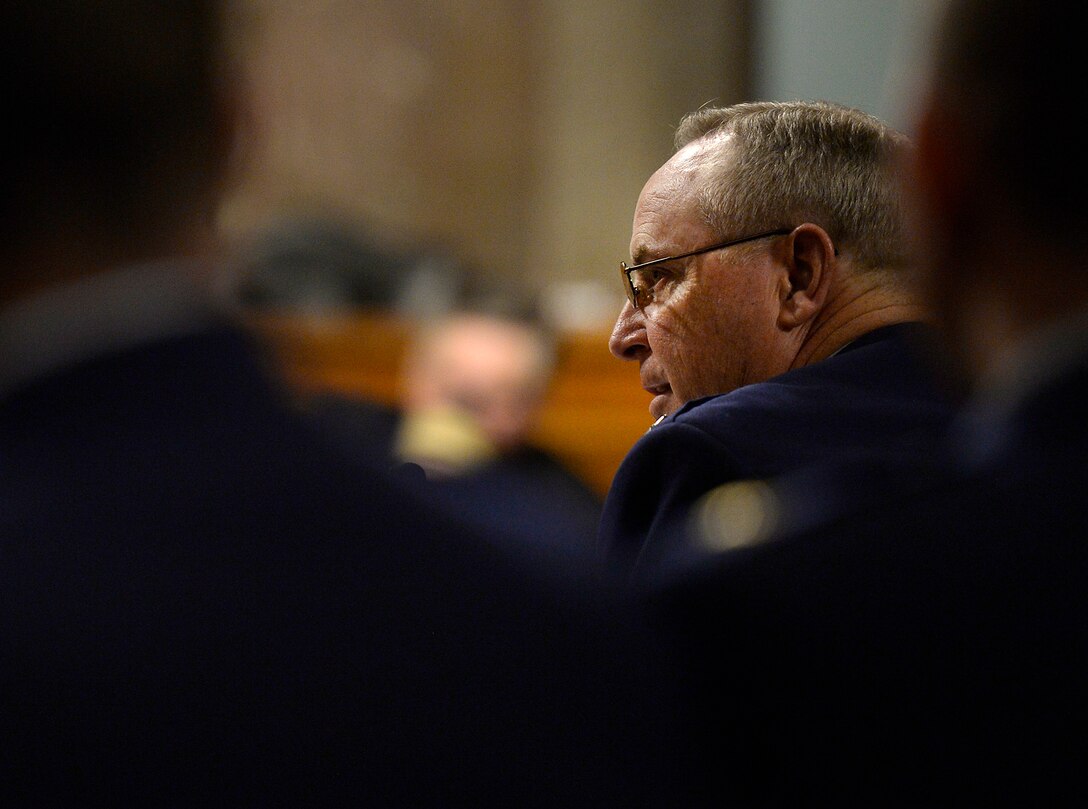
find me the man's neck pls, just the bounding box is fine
[0,259,221,398]
[792,277,928,369]
[1,218,218,309]
[953,231,1088,385]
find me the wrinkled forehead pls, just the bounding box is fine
[630,136,731,258]
[652,136,727,194]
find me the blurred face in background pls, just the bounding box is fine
[403,314,552,451]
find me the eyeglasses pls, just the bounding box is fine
[619,228,792,310]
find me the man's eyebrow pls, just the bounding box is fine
[630,242,665,266]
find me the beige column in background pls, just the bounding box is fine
[525,0,749,330]
[220,0,750,329]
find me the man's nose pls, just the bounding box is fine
[608,301,649,361]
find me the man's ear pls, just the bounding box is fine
[776,224,834,330]
[908,91,982,326]
[912,97,973,234]
[210,63,257,201]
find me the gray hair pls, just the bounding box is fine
[674,100,913,272]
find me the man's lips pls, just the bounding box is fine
[645,382,672,419]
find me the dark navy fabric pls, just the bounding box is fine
[303,392,603,553]
[424,445,603,552]
[654,356,1088,805]
[598,323,956,579]
[648,352,1088,804]
[0,322,693,806]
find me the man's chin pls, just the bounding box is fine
[649,393,678,421]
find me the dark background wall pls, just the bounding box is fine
[220,1,934,330]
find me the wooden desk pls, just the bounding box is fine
[242,309,652,497]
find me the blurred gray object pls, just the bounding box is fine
[234,216,463,315]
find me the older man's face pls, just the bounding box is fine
[609,140,792,420]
